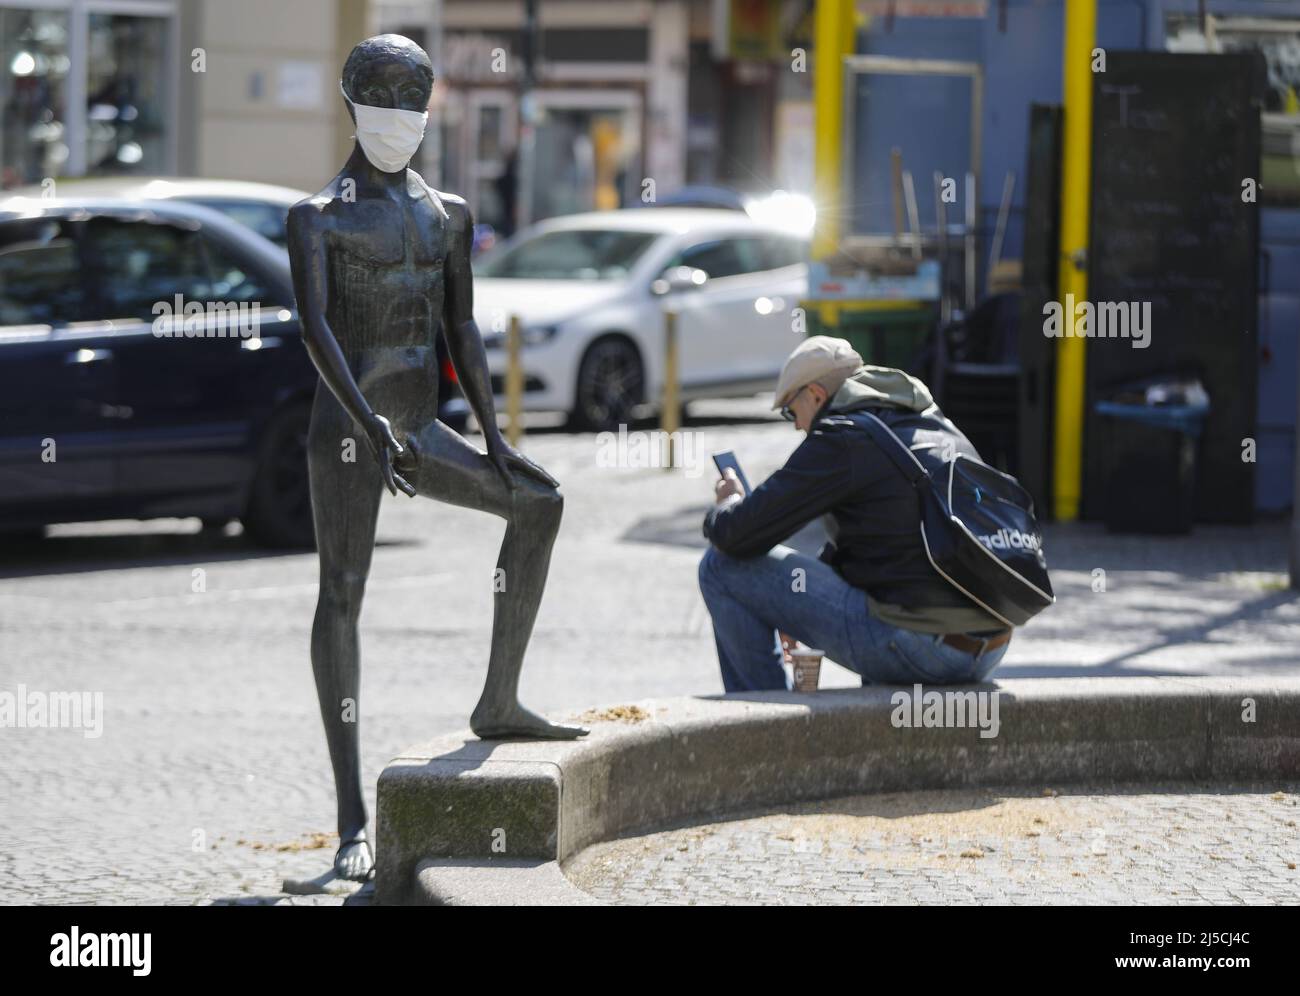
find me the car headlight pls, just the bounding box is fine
[521,324,558,346]
[482,324,558,348]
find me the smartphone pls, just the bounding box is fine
[711,451,752,495]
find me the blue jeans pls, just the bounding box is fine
[698,544,1009,692]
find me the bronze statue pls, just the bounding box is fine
[287,34,587,883]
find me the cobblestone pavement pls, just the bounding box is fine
[2,400,1298,905]
[564,784,1300,905]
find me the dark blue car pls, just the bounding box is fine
[0,198,465,548]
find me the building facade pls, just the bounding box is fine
[1,0,813,215]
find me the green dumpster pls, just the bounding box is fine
[802,299,936,372]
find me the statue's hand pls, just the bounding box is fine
[363,413,417,497]
[487,439,560,493]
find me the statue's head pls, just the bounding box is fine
[341,34,433,121]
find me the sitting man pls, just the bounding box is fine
[699,336,1011,692]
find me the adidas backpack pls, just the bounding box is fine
[859,411,1055,628]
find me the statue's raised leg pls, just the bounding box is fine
[398,419,588,740]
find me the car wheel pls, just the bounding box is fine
[243,401,315,549]
[570,336,643,432]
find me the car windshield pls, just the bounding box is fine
[476,228,657,280]
[186,198,289,248]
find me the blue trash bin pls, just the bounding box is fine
[1093,378,1209,534]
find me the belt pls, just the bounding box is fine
[940,629,1012,655]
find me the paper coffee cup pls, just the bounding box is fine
[790,648,823,693]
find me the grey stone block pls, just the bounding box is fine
[375,677,1300,904]
[1169,677,1300,780]
[414,858,606,906]
[376,757,561,905]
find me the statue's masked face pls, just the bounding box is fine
[342,58,432,173]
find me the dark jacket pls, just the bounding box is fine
[703,365,1006,634]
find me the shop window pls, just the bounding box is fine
[0,3,173,190]
[86,13,169,175]
[0,8,71,187]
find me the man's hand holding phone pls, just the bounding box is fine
[711,451,750,506]
[715,468,745,505]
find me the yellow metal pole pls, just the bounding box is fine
[1052,0,1096,522]
[662,309,679,469]
[506,314,523,447]
[812,0,855,262]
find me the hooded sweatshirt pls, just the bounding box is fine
[703,365,1006,635]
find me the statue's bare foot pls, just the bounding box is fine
[334,833,374,882]
[471,702,589,740]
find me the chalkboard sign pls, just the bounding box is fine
[1084,52,1262,524]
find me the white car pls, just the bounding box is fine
[472,208,809,430]
[0,176,308,247]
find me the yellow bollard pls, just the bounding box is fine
[662,309,679,469]
[1052,0,1096,521]
[506,314,523,447]
[812,0,855,263]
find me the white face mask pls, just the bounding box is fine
[341,80,428,173]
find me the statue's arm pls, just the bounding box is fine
[287,199,413,496]
[442,201,505,450]
[287,201,374,427]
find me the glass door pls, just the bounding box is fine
[526,89,641,224]
[465,88,515,236]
